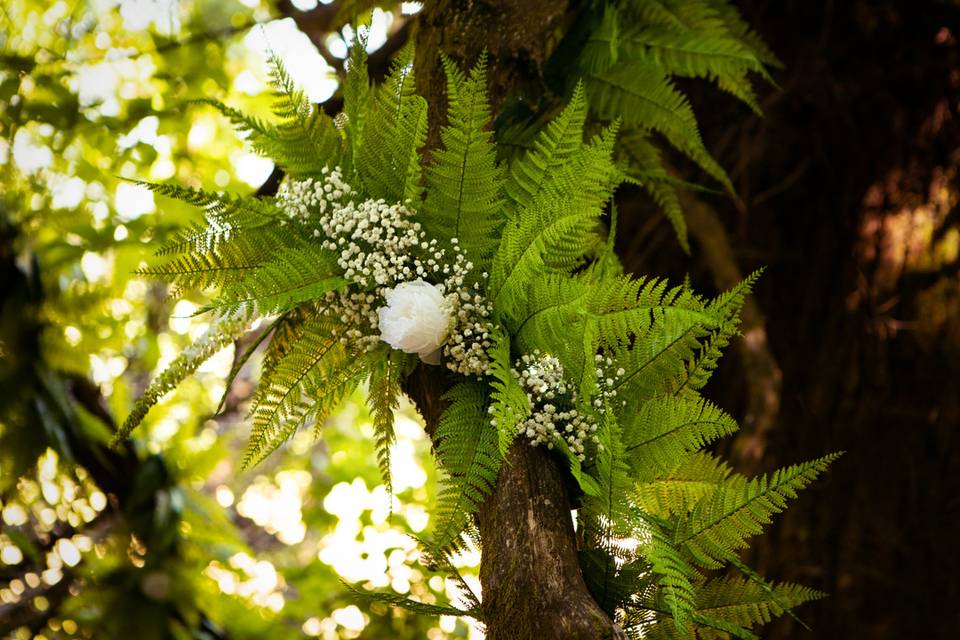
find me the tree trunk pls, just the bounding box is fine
[405,1,625,638]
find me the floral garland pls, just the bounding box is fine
[277,167,493,376]
[275,166,610,461]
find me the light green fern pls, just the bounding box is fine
[431,382,501,552]
[421,55,505,270]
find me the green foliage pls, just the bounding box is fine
[675,454,842,569]
[198,56,342,177]
[242,317,370,468]
[621,395,739,483]
[486,328,531,456]
[422,55,505,269]
[112,316,248,446]
[204,243,345,319]
[634,452,734,517]
[136,182,293,292]
[491,120,620,326]
[568,0,778,249]
[355,44,428,203]
[105,8,833,638]
[367,349,416,493]
[343,581,472,617]
[431,382,501,552]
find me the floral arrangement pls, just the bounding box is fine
[113,35,838,638]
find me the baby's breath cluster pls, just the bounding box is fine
[444,270,493,377]
[511,351,599,461]
[276,167,494,373]
[592,353,624,409]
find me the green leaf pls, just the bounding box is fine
[422,55,505,270]
[431,382,503,552]
[356,44,428,203]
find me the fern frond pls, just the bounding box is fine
[634,452,733,517]
[705,0,782,68]
[610,300,716,416]
[580,413,640,600]
[584,60,731,191]
[356,44,427,203]
[486,328,530,456]
[421,55,505,270]
[342,39,371,171]
[113,315,248,445]
[195,92,338,178]
[503,83,588,217]
[673,270,761,394]
[134,181,291,290]
[580,549,654,618]
[675,453,842,568]
[431,382,502,552]
[201,243,345,319]
[417,540,484,613]
[243,318,369,468]
[644,526,698,632]
[622,394,738,483]
[366,349,415,494]
[512,270,716,396]
[266,54,342,174]
[491,127,620,321]
[615,0,768,112]
[638,611,758,640]
[695,576,825,633]
[618,131,689,252]
[216,312,286,413]
[343,581,473,617]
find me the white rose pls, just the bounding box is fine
[377,280,453,364]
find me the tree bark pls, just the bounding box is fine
[404,1,625,638]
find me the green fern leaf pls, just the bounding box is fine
[622,394,739,483]
[644,527,699,632]
[486,328,531,456]
[695,576,825,633]
[201,243,345,319]
[431,382,502,552]
[634,452,733,517]
[584,60,731,191]
[356,44,427,203]
[513,270,717,397]
[618,132,690,252]
[673,270,761,394]
[134,182,291,291]
[366,349,415,494]
[503,83,588,217]
[491,127,620,322]
[343,581,473,617]
[675,453,843,568]
[243,318,369,468]
[421,55,505,270]
[113,315,248,445]
[342,39,371,171]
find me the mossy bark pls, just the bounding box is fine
[405,1,625,638]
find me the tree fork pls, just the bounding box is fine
[407,2,625,637]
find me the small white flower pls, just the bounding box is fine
[377,279,452,364]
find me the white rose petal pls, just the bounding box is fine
[377,280,453,364]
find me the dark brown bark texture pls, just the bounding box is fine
[617,2,960,638]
